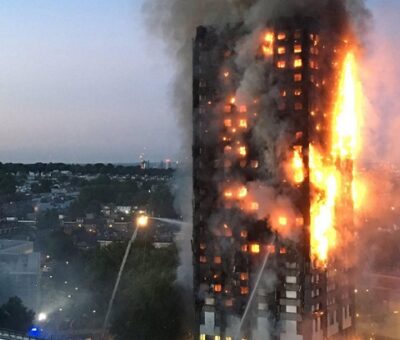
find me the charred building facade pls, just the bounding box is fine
[193,14,356,340]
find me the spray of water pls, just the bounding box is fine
[235,236,276,340]
[101,226,139,338]
[151,217,191,226]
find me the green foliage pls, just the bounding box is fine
[148,184,177,218]
[0,162,174,177]
[0,296,35,332]
[109,244,182,340]
[82,241,183,340]
[0,173,16,195]
[37,209,60,229]
[31,179,52,194]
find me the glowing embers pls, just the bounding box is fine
[262,32,274,57]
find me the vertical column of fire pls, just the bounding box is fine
[309,46,362,268]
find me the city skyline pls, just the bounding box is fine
[0,0,399,163]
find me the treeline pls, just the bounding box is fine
[68,175,177,218]
[0,163,174,176]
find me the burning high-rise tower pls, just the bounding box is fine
[192,4,363,339]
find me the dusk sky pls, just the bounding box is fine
[0,0,398,163]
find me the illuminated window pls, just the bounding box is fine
[294,58,303,68]
[294,73,302,82]
[224,105,231,113]
[296,217,304,226]
[239,146,247,156]
[277,46,286,54]
[199,256,207,263]
[215,336,221,340]
[224,190,233,198]
[226,337,233,340]
[214,256,222,264]
[277,32,286,40]
[200,243,206,250]
[280,247,287,254]
[251,160,259,168]
[239,105,247,113]
[267,244,276,253]
[240,273,249,280]
[240,230,248,238]
[295,102,303,110]
[200,335,206,340]
[240,286,249,295]
[224,119,232,127]
[214,284,222,293]
[294,44,302,53]
[239,119,247,128]
[294,89,302,96]
[250,244,260,253]
[280,89,287,97]
[241,244,248,252]
[277,60,286,69]
[295,131,303,139]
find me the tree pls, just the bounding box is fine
[0,296,35,332]
[109,245,184,340]
[37,209,60,229]
[0,173,16,195]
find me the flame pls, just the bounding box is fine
[238,186,248,199]
[239,146,247,156]
[332,52,361,160]
[291,146,305,184]
[309,50,362,268]
[262,32,274,57]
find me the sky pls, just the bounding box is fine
[0,0,398,163]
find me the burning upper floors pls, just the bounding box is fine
[193,14,361,340]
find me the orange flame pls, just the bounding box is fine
[262,32,274,57]
[291,146,305,184]
[310,50,362,268]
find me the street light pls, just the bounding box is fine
[37,312,47,322]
